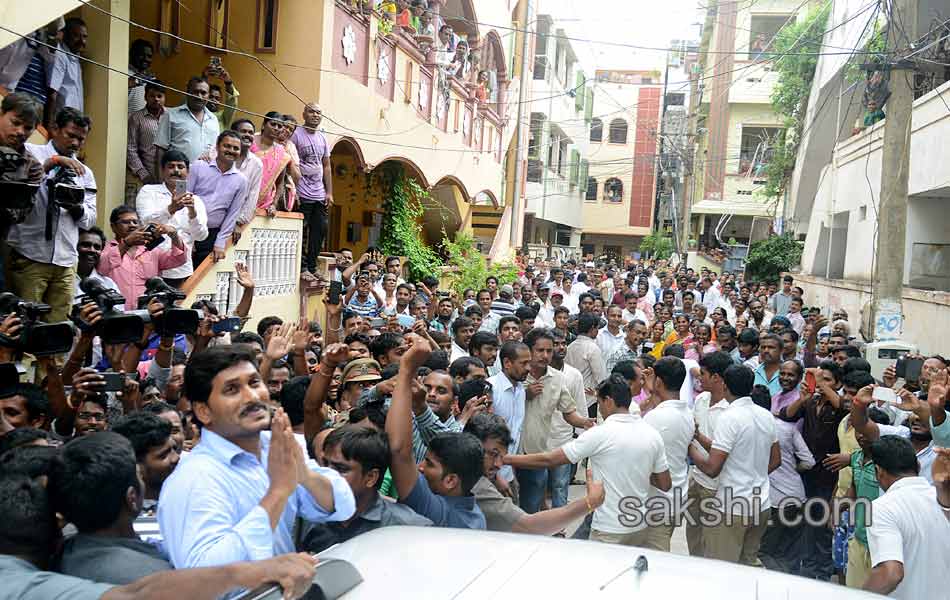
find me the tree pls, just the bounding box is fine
[639,231,675,260]
[442,233,518,296]
[745,233,803,283]
[377,164,441,281]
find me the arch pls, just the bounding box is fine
[585,177,598,201]
[330,136,366,169]
[434,174,472,203]
[372,155,431,189]
[590,118,603,142]
[481,30,508,82]
[604,177,623,202]
[473,189,499,208]
[442,0,479,42]
[608,118,628,144]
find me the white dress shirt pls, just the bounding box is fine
[644,398,695,517]
[488,371,525,482]
[8,142,96,267]
[867,476,950,600]
[595,327,625,357]
[449,341,468,364]
[48,42,84,113]
[711,396,778,515]
[690,392,729,491]
[136,184,209,279]
[547,363,588,449]
[562,412,668,534]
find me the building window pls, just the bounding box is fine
[256,0,279,53]
[608,118,627,144]
[739,126,783,176]
[586,177,598,201]
[604,178,623,202]
[590,118,602,142]
[749,15,793,59]
[528,113,544,158]
[208,0,230,49]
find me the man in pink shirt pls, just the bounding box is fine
[98,204,187,309]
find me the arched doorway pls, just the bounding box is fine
[426,175,471,249]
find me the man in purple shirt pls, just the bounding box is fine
[771,360,803,431]
[186,130,247,266]
[290,103,333,276]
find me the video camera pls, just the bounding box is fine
[0,146,40,214]
[137,278,202,336]
[0,293,74,356]
[73,278,146,344]
[47,163,86,210]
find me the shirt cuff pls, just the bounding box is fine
[298,463,356,523]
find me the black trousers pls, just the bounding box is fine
[299,201,328,273]
[759,505,805,574]
[193,227,220,269]
[799,483,835,580]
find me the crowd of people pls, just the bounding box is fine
[0,19,948,600]
[0,232,948,598]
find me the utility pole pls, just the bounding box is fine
[681,51,700,255]
[869,0,916,341]
[509,0,532,247]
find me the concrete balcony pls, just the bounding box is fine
[727,62,779,104]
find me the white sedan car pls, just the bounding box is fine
[240,526,884,599]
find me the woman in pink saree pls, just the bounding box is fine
[252,111,300,216]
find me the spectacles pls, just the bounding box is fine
[77,412,105,421]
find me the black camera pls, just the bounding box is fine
[47,164,85,209]
[0,293,74,356]
[74,278,147,344]
[138,278,201,336]
[0,146,40,214]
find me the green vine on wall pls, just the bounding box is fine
[762,4,830,200]
[377,164,442,281]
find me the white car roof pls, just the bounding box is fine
[320,526,881,599]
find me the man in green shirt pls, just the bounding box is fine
[840,426,881,590]
[204,64,238,133]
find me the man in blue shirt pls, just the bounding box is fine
[158,345,354,568]
[386,333,486,529]
[754,333,783,397]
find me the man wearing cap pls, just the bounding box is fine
[338,358,383,414]
[491,285,517,318]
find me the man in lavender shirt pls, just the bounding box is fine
[290,103,333,276]
[186,130,248,266]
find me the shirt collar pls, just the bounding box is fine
[729,396,753,408]
[886,475,930,494]
[604,411,640,423]
[359,493,386,522]
[197,428,261,465]
[493,371,520,392]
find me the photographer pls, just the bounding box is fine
[98,205,188,310]
[0,93,44,227]
[135,150,209,287]
[7,107,96,324]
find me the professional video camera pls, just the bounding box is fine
[138,278,202,336]
[73,278,146,344]
[47,163,86,209]
[0,146,40,216]
[0,293,74,356]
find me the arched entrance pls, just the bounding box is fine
[426,176,472,249]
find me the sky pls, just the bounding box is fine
[538,0,705,72]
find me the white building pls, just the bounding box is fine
[522,14,591,263]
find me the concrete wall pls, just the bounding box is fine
[796,272,950,357]
[0,0,81,47]
[802,80,950,283]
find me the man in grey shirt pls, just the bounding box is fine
[49,433,172,584]
[768,275,794,317]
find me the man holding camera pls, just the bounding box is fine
[97,205,188,310]
[7,107,96,324]
[136,150,209,287]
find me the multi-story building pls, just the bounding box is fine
[1,0,524,328]
[688,0,815,247]
[579,69,663,261]
[520,14,591,262]
[790,0,950,354]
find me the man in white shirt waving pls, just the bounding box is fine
[864,436,950,600]
[689,364,781,565]
[136,149,209,286]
